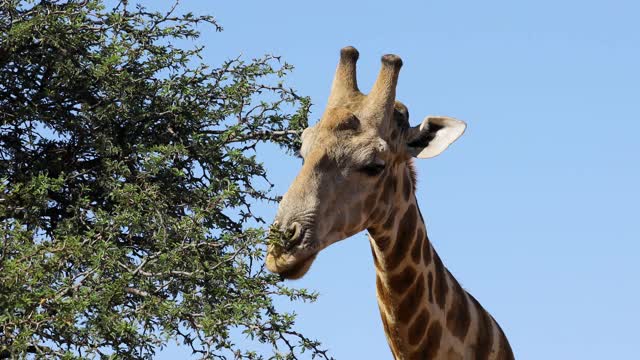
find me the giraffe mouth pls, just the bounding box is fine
[265,246,319,280]
[274,253,318,280]
[265,227,321,279]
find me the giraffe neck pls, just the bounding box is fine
[367,167,514,360]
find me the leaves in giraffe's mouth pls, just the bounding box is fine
[266,223,294,254]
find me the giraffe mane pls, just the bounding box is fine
[407,159,417,192]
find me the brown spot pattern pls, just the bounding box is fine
[387,204,417,269]
[382,210,395,230]
[381,175,394,203]
[469,295,494,360]
[403,169,412,201]
[375,235,391,252]
[432,252,449,309]
[407,309,429,346]
[447,348,464,360]
[446,278,471,341]
[389,265,417,293]
[411,321,442,360]
[315,153,333,171]
[427,272,434,303]
[397,273,425,324]
[391,175,398,193]
[422,235,432,265]
[411,228,423,264]
[415,227,424,242]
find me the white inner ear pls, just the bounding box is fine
[413,116,467,159]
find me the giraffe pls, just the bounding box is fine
[266,46,514,360]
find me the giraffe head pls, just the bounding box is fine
[266,47,466,279]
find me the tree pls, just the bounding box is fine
[0,1,328,358]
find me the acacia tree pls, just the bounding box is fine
[0,1,328,358]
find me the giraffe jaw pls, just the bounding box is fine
[266,222,326,279]
[265,250,318,280]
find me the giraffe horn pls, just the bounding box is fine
[327,46,360,107]
[366,54,403,125]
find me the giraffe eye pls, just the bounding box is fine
[359,161,386,176]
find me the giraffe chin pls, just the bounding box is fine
[266,252,318,280]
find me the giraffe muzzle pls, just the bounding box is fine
[268,220,307,252]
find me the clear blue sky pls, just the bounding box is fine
[158,1,640,359]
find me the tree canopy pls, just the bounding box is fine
[0,1,327,358]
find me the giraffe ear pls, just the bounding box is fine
[406,116,466,159]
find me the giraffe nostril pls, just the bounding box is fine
[286,222,305,250]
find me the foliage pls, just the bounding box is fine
[0,1,326,358]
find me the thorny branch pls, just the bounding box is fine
[0,0,322,359]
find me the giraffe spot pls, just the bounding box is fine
[389,265,417,293]
[402,169,412,201]
[375,235,391,252]
[469,294,494,360]
[422,235,432,265]
[387,204,417,270]
[382,210,395,231]
[315,153,333,171]
[432,252,449,309]
[391,129,399,141]
[411,321,442,360]
[407,308,430,346]
[446,278,471,341]
[415,227,424,242]
[381,175,394,203]
[397,273,425,324]
[411,228,423,264]
[447,348,464,360]
[427,272,434,303]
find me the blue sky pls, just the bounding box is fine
[158,1,640,359]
